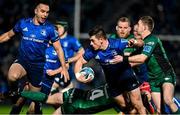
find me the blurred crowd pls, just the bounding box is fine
[0,0,180,94]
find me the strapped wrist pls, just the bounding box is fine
[123,56,129,63]
[75,72,81,79]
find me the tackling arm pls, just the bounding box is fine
[128,54,147,65]
[67,48,85,63]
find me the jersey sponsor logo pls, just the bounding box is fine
[41,29,47,36]
[146,42,155,46]
[23,27,28,32]
[121,39,128,43]
[89,89,104,100]
[46,59,57,63]
[143,46,152,53]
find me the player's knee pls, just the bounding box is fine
[164,97,174,106]
[54,93,63,105]
[8,73,19,81]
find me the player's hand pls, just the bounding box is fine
[110,55,123,64]
[61,67,70,83]
[46,69,56,76]
[75,72,92,83]
[128,38,137,47]
[128,38,144,47]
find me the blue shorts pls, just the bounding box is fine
[103,66,140,97]
[41,68,72,94]
[14,59,44,87]
[41,74,54,95]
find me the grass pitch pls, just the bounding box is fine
[0,104,117,114]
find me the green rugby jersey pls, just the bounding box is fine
[142,34,174,79]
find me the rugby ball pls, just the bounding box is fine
[79,67,95,80]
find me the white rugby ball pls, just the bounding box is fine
[80,67,95,80]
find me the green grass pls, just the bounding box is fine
[0,104,117,115]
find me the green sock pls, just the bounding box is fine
[21,91,47,102]
[173,108,180,114]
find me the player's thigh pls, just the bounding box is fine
[114,94,127,107]
[8,63,27,80]
[28,83,41,91]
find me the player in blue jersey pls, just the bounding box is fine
[0,0,69,114]
[74,25,146,114]
[41,19,84,96]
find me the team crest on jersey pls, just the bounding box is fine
[41,29,47,36]
[52,50,57,55]
[95,55,100,60]
[143,45,152,53]
[111,50,118,56]
[63,41,68,47]
[23,27,28,32]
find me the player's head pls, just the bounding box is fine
[133,24,142,39]
[54,19,69,37]
[137,16,154,35]
[116,17,131,38]
[88,25,107,50]
[34,0,51,24]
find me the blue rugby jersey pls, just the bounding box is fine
[13,18,59,65]
[44,35,82,71]
[83,38,128,65]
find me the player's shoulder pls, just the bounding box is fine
[145,34,159,43]
[18,17,32,24]
[66,34,77,39]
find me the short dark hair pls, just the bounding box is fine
[35,0,53,7]
[117,17,131,26]
[88,25,107,39]
[140,16,154,32]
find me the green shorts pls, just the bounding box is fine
[61,84,113,114]
[149,70,176,92]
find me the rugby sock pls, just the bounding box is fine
[10,97,26,114]
[35,102,42,114]
[10,105,22,114]
[21,91,47,102]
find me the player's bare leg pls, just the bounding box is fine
[163,83,180,113]
[151,92,161,114]
[8,63,26,93]
[53,107,62,115]
[129,87,146,114]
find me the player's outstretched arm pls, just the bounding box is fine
[53,41,70,82]
[0,29,15,43]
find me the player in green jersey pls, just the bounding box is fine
[121,16,180,114]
